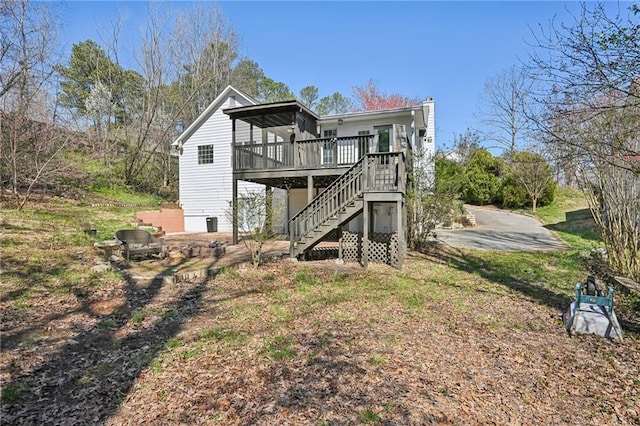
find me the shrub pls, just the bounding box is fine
[461,150,504,205]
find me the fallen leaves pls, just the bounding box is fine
[2,255,639,425]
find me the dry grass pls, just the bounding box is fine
[1,198,639,424]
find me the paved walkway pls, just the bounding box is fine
[436,205,566,251]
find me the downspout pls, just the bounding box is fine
[411,110,415,150]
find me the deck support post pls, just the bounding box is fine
[231,118,236,171]
[232,177,238,245]
[362,200,369,268]
[397,199,404,268]
[265,185,273,234]
[307,175,314,203]
[232,118,239,245]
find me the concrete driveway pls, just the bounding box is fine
[436,205,566,251]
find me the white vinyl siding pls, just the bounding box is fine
[178,89,261,232]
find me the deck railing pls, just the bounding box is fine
[289,151,406,248]
[234,135,376,171]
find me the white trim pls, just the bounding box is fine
[172,85,257,148]
[319,102,430,125]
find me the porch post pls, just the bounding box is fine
[289,188,294,259]
[265,185,273,234]
[232,118,239,245]
[362,200,369,268]
[397,199,404,268]
[231,118,236,171]
[232,177,238,245]
[293,113,299,168]
[307,175,314,204]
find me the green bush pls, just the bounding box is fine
[500,175,529,208]
[500,177,556,209]
[435,157,466,195]
[500,152,557,209]
[461,149,504,205]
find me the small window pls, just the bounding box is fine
[198,144,214,164]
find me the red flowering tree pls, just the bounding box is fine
[352,79,422,111]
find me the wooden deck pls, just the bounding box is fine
[233,135,376,172]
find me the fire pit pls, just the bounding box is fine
[168,240,226,259]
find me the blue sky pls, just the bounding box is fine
[58,1,633,150]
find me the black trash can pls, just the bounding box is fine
[206,217,218,233]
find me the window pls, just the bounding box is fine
[198,144,214,164]
[374,125,392,165]
[374,126,391,152]
[323,129,337,165]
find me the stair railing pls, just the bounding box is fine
[289,151,406,256]
[289,155,366,249]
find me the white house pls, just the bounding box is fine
[174,85,435,266]
[172,86,263,232]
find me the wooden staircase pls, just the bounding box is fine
[289,152,406,259]
[291,199,364,258]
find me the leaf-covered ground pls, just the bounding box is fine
[2,240,639,424]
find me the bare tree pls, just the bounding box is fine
[0,0,54,98]
[447,128,481,165]
[92,3,239,188]
[171,3,238,123]
[528,2,639,170]
[117,5,171,187]
[582,159,639,280]
[572,104,640,279]
[225,188,284,268]
[0,0,67,208]
[508,151,553,212]
[477,66,534,156]
[528,2,639,279]
[408,145,456,251]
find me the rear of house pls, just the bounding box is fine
[224,98,435,267]
[174,85,436,267]
[174,86,263,232]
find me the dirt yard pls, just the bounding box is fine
[2,242,639,424]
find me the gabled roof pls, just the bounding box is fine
[172,85,257,147]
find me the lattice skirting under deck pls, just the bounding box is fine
[339,231,402,267]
